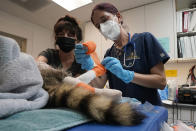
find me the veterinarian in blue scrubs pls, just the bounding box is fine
[74,3,170,106]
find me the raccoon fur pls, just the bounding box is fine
[38,67,146,126]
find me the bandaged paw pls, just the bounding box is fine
[76,65,106,84]
[63,76,81,87]
[63,76,95,93]
[64,76,122,101]
[76,70,96,84]
[95,88,122,101]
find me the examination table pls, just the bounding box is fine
[67,105,168,131]
[0,101,168,131]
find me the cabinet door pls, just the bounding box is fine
[194,110,196,121]
[122,6,145,34]
[84,22,103,60]
[100,35,113,60]
[84,22,113,60]
[180,108,191,121]
[145,0,176,58]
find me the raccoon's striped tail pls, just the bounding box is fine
[79,94,146,126]
[55,82,146,126]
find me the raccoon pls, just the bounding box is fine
[38,66,146,126]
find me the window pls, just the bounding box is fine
[0,31,27,52]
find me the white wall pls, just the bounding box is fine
[84,0,176,60]
[0,10,54,57]
[165,62,195,86]
[121,6,145,34]
[84,22,113,60]
[144,0,176,58]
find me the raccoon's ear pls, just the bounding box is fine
[36,61,51,70]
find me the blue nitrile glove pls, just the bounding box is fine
[74,44,94,70]
[102,57,134,83]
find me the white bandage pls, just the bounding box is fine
[76,70,96,84]
[95,88,122,101]
[63,76,81,86]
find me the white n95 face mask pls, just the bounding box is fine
[100,16,120,41]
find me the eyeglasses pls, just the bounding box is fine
[123,42,135,68]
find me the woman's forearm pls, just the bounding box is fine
[132,72,166,89]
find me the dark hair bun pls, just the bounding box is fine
[63,15,79,27]
[54,15,82,42]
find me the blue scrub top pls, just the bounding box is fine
[104,32,170,106]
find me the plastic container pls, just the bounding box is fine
[168,79,177,101]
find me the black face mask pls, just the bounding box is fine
[56,37,76,53]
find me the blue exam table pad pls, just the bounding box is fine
[67,106,168,131]
[0,99,168,131]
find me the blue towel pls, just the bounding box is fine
[0,108,92,131]
[0,97,144,131]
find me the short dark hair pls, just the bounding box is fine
[91,3,119,24]
[54,15,82,42]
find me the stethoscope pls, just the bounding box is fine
[123,33,136,68]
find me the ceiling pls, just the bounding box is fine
[0,0,161,30]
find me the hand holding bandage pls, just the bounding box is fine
[83,41,106,77]
[102,57,135,83]
[68,42,120,101]
[75,41,106,78]
[74,43,94,70]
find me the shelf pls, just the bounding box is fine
[177,32,196,37]
[178,8,196,12]
[167,58,196,64]
[162,100,196,108]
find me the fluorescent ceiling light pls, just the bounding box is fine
[52,0,92,11]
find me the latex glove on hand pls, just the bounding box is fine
[74,43,94,70]
[102,57,135,83]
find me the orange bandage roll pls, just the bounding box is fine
[92,65,106,77]
[90,52,106,76]
[82,41,106,76]
[76,82,95,93]
[83,41,96,55]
